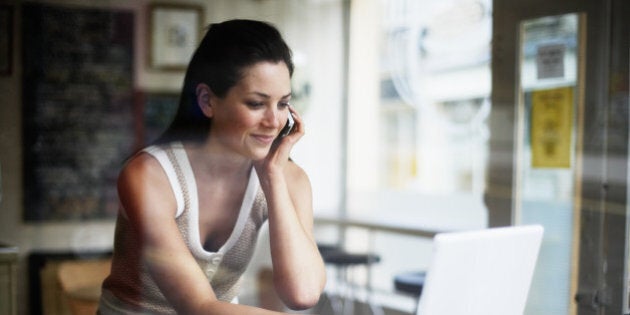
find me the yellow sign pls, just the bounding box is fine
[531,87,574,168]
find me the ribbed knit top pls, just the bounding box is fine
[99,142,268,314]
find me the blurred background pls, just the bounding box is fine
[0,0,628,314]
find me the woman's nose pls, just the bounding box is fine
[263,108,281,128]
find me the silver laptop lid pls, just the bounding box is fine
[416,225,544,315]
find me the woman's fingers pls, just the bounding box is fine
[286,105,304,139]
[263,107,302,165]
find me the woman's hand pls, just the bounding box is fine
[254,105,304,176]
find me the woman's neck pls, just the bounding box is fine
[183,140,252,180]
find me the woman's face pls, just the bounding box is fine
[208,61,292,160]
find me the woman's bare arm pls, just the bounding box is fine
[118,153,296,315]
[254,108,327,310]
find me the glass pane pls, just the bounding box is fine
[347,0,492,223]
[345,0,492,301]
[515,13,580,315]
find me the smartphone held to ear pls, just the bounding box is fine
[279,113,295,138]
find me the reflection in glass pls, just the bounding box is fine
[345,0,492,304]
[378,0,491,194]
[515,13,580,315]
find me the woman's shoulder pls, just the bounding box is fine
[118,151,177,217]
[120,143,176,177]
[284,159,312,193]
[118,150,169,191]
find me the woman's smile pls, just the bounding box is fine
[250,133,277,145]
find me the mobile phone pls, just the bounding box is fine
[279,113,295,138]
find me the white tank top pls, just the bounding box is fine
[99,142,268,314]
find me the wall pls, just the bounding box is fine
[0,0,345,313]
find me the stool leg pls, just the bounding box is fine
[413,297,420,315]
[326,267,344,315]
[364,263,384,315]
[315,290,338,315]
[324,266,350,315]
[342,266,354,315]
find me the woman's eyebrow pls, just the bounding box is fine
[249,91,292,99]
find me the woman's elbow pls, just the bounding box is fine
[275,278,325,310]
[279,287,323,310]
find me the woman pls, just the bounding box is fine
[98,19,326,314]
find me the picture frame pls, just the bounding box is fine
[148,3,203,71]
[0,4,13,75]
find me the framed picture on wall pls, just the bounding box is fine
[0,4,13,75]
[148,4,203,71]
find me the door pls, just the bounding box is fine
[485,0,629,314]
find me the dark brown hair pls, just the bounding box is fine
[156,19,294,144]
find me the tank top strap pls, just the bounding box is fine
[142,143,186,217]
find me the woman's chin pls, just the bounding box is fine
[251,148,272,161]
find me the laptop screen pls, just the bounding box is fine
[416,225,544,315]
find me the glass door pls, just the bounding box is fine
[514,13,582,315]
[487,0,629,314]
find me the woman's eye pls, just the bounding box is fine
[279,102,290,108]
[246,101,264,108]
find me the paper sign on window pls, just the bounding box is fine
[536,44,565,79]
[531,87,574,168]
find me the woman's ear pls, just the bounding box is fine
[196,83,214,118]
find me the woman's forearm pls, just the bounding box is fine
[203,300,296,315]
[259,169,326,310]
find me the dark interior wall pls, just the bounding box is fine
[0,1,203,313]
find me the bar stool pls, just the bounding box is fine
[318,244,383,315]
[393,271,426,314]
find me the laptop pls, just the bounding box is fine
[416,225,544,315]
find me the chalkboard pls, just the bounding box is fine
[22,3,136,221]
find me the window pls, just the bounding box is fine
[343,0,492,303]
